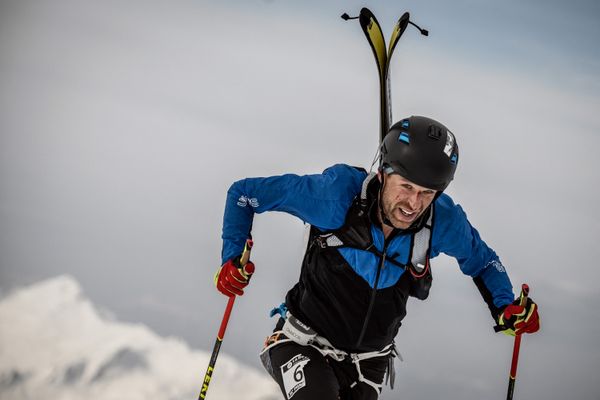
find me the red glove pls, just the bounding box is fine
[214,258,255,297]
[497,297,540,336]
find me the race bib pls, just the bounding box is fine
[280,354,310,399]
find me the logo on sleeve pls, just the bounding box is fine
[486,260,506,273]
[237,195,259,208]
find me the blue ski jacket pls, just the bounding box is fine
[221,164,514,350]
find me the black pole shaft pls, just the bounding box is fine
[198,336,224,399]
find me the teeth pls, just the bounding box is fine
[400,208,414,216]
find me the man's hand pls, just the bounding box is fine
[214,257,255,297]
[497,297,540,336]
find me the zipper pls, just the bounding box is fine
[354,231,395,349]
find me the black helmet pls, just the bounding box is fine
[380,116,459,191]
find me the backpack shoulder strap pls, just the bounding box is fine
[408,204,434,274]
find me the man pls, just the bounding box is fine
[214,116,540,400]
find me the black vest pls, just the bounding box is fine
[284,172,435,352]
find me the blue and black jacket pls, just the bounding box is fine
[221,164,514,352]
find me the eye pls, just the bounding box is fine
[402,184,413,190]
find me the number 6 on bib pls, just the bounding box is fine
[280,354,310,399]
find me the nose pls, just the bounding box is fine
[405,191,419,209]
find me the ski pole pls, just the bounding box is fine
[198,239,254,400]
[506,283,529,400]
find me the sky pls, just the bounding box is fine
[1,0,599,399]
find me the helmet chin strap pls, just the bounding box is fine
[378,172,395,228]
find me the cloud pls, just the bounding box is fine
[0,275,280,400]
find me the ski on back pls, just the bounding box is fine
[342,8,428,144]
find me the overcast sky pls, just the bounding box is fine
[1,1,599,399]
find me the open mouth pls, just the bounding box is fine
[399,208,415,217]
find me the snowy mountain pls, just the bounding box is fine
[0,276,280,400]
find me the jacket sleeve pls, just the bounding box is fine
[220,164,365,264]
[432,194,515,320]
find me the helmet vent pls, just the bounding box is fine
[428,125,442,140]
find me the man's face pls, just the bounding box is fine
[379,172,437,229]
